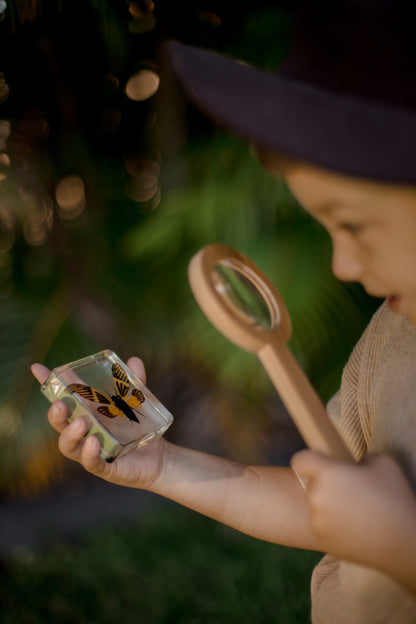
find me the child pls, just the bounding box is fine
[32,1,416,621]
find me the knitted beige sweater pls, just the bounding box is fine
[311,301,416,623]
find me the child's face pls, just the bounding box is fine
[261,154,416,329]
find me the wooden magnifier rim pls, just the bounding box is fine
[188,244,292,353]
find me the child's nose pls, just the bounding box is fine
[331,245,363,282]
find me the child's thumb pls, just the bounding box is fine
[126,356,146,384]
[291,448,337,482]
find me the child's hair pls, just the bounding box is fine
[253,146,298,179]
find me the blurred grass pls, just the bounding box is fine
[0,506,321,624]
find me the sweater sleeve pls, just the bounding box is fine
[326,306,379,462]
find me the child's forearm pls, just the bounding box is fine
[151,441,319,550]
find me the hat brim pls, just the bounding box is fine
[167,41,416,184]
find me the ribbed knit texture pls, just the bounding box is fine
[311,301,416,623]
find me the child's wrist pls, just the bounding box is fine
[145,438,173,493]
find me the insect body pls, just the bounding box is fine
[68,363,145,424]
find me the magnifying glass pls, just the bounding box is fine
[188,244,353,461]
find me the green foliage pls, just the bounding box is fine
[0,507,321,623]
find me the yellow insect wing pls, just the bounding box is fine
[127,388,145,409]
[97,404,124,418]
[112,363,130,398]
[108,404,124,418]
[68,384,110,404]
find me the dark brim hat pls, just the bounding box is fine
[167,1,416,184]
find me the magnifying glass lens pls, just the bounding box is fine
[212,262,276,331]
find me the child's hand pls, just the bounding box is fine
[291,449,416,591]
[31,357,166,491]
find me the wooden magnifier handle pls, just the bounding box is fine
[258,339,352,461]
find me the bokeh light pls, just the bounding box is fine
[0,151,10,182]
[55,174,86,220]
[129,0,155,17]
[197,11,222,27]
[125,69,160,101]
[0,120,10,149]
[19,189,53,246]
[0,73,9,103]
[0,152,10,166]
[125,154,160,203]
[128,0,155,32]
[0,197,14,252]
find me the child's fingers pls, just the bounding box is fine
[30,363,51,385]
[126,356,146,384]
[80,435,108,476]
[47,400,69,433]
[291,449,334,479]
[290,449,341,491]
[50,408,107,476]
[57,417,88,458]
